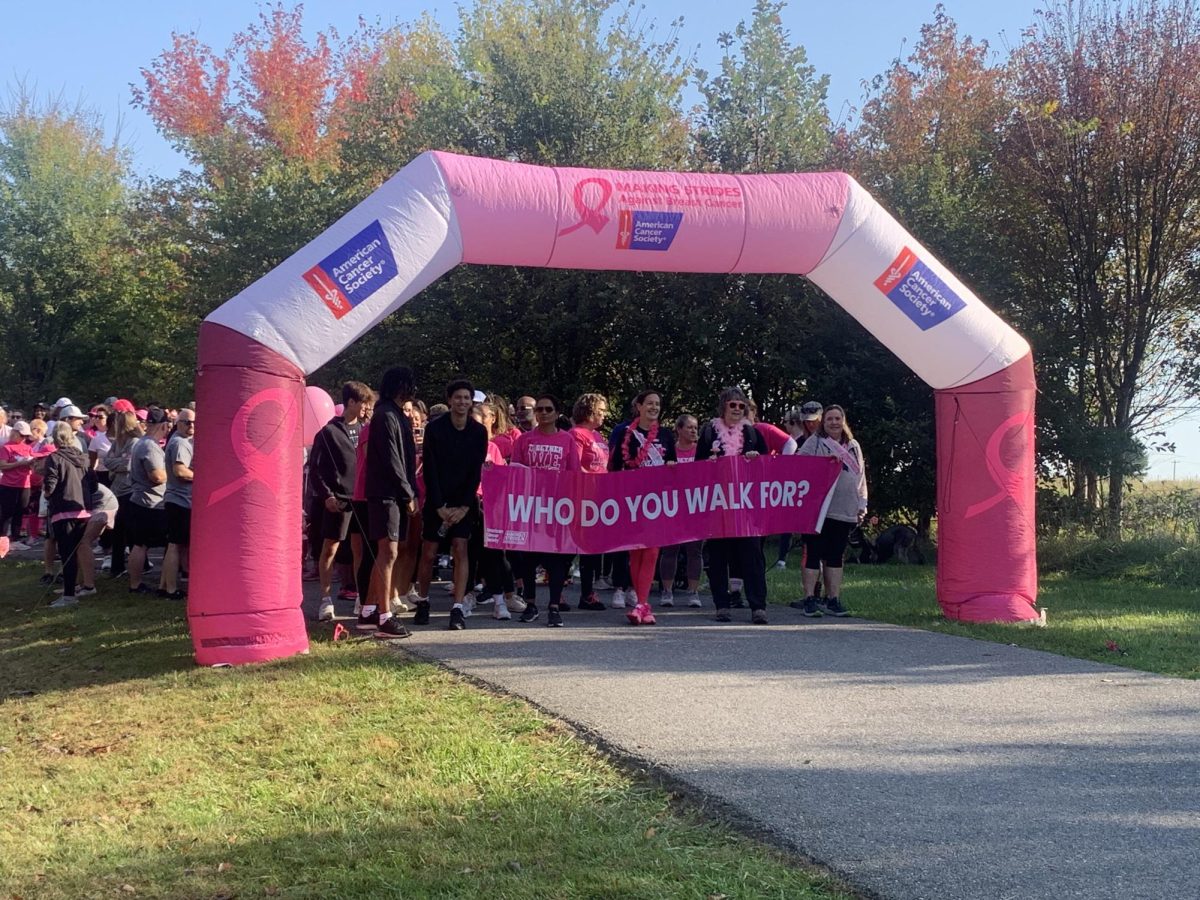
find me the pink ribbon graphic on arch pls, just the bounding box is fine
[208,386,299,506]
[965,409,1033,519]
[557,177,613,237]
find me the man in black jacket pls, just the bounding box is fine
[414,378,488,631]
[363,367,418,639]
[309,381,375,622]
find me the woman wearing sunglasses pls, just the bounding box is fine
[511,394,581,627]
[696,387,770,624]
[608,389,676,625]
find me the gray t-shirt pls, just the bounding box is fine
[164,434,194,509]
[129,436,167,509]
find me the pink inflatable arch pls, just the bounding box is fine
[190,151,1037,665]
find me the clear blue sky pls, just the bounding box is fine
[4,1,1197,477]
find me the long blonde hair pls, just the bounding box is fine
[112,410,141,448]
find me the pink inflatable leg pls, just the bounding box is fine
[934,354,1038,621]
[188,322,310,665]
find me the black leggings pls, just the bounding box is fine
[0,485,30,540]
[479,547,515,597]
[805,519,854,569]
[518,552,570,608]
[579,553,603,596]
[53,519,87,596]
[110,494,133,575]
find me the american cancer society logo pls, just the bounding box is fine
[303,220,398,319]
[874,247,966,330]
[615,209,684,251]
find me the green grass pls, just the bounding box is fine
[0,562,852,900]
[766,562,1200,679]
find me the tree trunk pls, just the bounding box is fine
[1106,470,1124,539]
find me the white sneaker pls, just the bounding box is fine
[659,589,674,607]
[317,597,335,621]
[611,588,627,609]
[76,586,98,598]
[391,594,412,613]
[687,591,702,608]
[493,597,511,620]
[50,595,78,609]
[774,560,787,570]
[462,593,476,617]
[100,556,112,571]
[505,593,527,613]
[594,575,612,591]
[9,540,31,552]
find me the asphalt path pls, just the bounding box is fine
[302,580,1200,900]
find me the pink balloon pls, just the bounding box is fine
[333,403,345,416]
[302,385,335,448]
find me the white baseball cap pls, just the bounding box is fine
[54,397,74,410]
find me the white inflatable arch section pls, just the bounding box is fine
[190,151,1038,665]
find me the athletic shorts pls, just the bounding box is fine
[165,502,191,546]
[319,502,352,543]
[347,500,367,538]
[368,498,404,543]
[127,502,168,548]
[421,503,477,543]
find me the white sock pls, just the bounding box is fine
[360,604,376,617]
[453,602,463,610]
[378,611,392,624]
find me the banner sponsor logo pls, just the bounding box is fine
[875,247,966,330]
[482,455,841,554]
[616,209,684,251]
[303,220,398,319]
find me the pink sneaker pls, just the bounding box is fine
[0,536,8,559]
[627,601,656,625]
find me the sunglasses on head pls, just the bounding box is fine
[727,401,746,409]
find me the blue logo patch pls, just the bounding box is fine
[304,220,398,319]
[875,248,966,330]
[616,210,684,251]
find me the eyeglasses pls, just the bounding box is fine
[727,401,747,410]
[533,406,556,413]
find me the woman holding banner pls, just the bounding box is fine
[512,394,581,627]
[696,387,770,624]
[655,414,704,608]
[797,405,867,617]
[570,392,611,612]
[608,390,676,625]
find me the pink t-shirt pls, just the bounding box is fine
[477,440,506,497]
[491,427,522,462]
[513,429,580,472]
[0,441,35,489]
[755,422,790,456]
[352,422,370,501]
[570,426,609,474]
[675,443,697,463]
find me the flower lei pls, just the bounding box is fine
[710,417,745,457]
[622,421,660,468]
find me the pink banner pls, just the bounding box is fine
[483,455,842,554]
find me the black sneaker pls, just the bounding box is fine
[714,609,732,623]
[519,605,540,623]
[556,599,571,611]
[579,593,606,611]
[729,590,745,608]
[801,596,823,617]
[356,605,380,629]
[39,573,54,586]
[412,601,431,626]
[751,609,769,625]
[156,589,186,601]
[448,607,466,631]
[374,617,411,639]
[823,596,850,617]
[547,606,563,627]
[128,584,154,595]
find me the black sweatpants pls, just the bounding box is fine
[707,537,767,611]
[53,519,87,597]
[518,552,570,608]
[0,485,30,540]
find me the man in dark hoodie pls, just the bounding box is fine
[42,422,94,608]
[363,367,418,639]
[308,381,375,622]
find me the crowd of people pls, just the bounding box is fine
[0,398,194,607]
[301,367,869,639]
[0,374,869,631]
